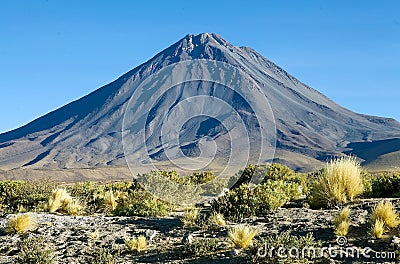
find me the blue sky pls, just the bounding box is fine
[0,0,399,133]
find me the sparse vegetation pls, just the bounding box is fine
[228,224,258,249]
[88,230,101,240]
[309,156,363,208]
[334,207,351,236]
[0,164,399,263]
[5,213,36,234]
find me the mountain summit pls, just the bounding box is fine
[1,33,400,179]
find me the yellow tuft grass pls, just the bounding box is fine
[209,212,226,227]
[103,190,119,211]
[47,188,73,213]
[47,188,83,215]
[6,213,36,234]
[372,219,385,239]
[125,236,147,253]
[88,230,101,240]
[64,199,83,215]
[228,224,258,249]
[311,156,363,207]
[334,207,351,236]
[372,201,400,228]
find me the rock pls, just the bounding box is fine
[145,229,157,241]
[182,232,193,244]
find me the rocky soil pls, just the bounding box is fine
[1,198,400,263]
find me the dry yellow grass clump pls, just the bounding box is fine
[103,190,119,211]
[372,201,400,228]
[228,224,258,249]
[372,219,385,239]
[47,188,82,215]
[209,212,226,227]
[6,213,36,234]
[125,236,147,253]
[371,201,400,239]
[311,156,363,207]
[334,207,351,236]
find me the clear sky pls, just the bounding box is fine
[0,0,399,133]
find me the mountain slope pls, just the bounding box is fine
[0,33,399,176]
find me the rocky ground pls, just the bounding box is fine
[1,198,400,263]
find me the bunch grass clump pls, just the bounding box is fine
[6,213,36,234]
[309,156,363,208]
[371,200,400,238]
[103,190,119,211]
[228,224,258,249]
[47,188,83,215]
[372,219,385,239]
[125,236,147,253]
[334,207,351,236]
[372,201,400,228]
[208,212,226,228]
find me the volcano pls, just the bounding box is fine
[1,33,400,180]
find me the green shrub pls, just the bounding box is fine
[229,164,257,189]
[189,172,216,184]
[183,238,221,256]
[0,179,56,213]
[86,245,119,264]
[369,172,400,198]
[113,189,173,217]
[229,163,298,190]
[67,182,98,214]
[361,171,374,197]
[135,171,201,205]
[211,180,300,220]
[17,236,55,264]
[250,231,322,263]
